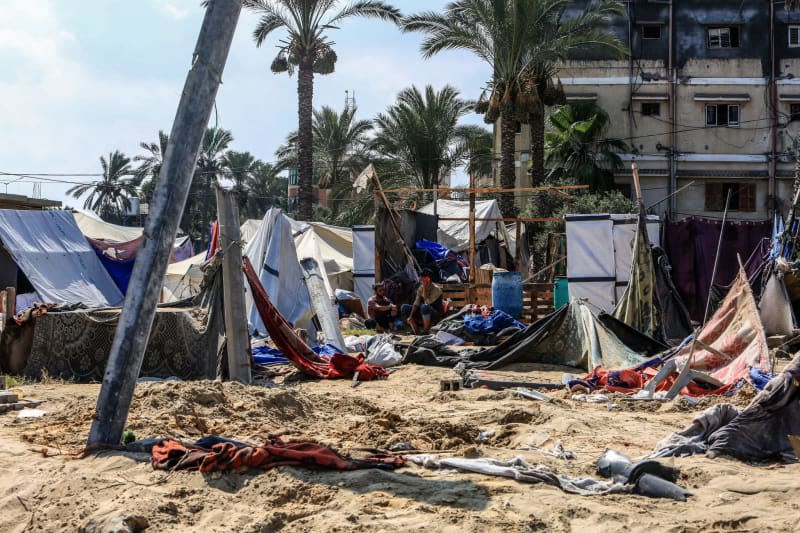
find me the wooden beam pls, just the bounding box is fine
[381,185,588,194]
[437,217,562,223]
[87,0,242,447]
[215,185,252,384]
[468,173,476,283]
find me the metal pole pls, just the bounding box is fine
[215,185,252,384]
[88,0,242,446]
[703,189,732,325]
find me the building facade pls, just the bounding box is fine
[503,0,800,220]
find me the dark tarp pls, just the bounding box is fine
[405,300,656,371]
[652,247,693,343]
[653,355,800,462]
[665,217,770,321]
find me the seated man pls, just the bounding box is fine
[366,283,397,332]
[401,269,444,334]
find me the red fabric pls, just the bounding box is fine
[206,221,219,260]
[87,236,187,264]
[243,257,389,380]
[151,437,405,473]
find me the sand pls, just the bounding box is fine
[1,364,798,532]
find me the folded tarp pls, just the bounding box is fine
[0,210,123,307]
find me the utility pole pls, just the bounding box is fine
[215,185,252,384]
[88,0,242,447]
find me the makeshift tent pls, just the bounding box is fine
[352,225,375,310]
[22,258,224,381]
[0,210,123,308]
[163,252,206,303]
[613,212,692,344]
[665,216,770,320]
[565,214,661,313]
[653,354,800,462]
[580,268,770,396]
[73,210,142,242]
[243,209,316,337]
[291,219,354,295]
[418,199,517,258]
[405,299,654,371]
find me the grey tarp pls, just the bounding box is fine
[653,355,800,462]
[0,210,123,307]
[406,299,652,371]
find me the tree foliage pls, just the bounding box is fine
[68,151,137,223]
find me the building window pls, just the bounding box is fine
[641,102,660,116]
[642,25,662,40]
[707,26,740,49]
[705,182,756,212]
[791,103,800,122]
[790,25,800,48]
[705,104,740,127]
[514,121,522,134]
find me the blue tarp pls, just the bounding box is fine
[749,367,772,390]
[252,343,345,366]
[93,250,135,293]
[463,310,526,335]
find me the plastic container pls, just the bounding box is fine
[492,271,523,319]
[554,277,569,309]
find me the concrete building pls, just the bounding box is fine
[502,0,800,220]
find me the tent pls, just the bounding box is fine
[418,199,517,258]
[163,253,206,303]
[405,299,656,371]
[0,210,123,308]
[290,219,354,295]
[242,209,316,337]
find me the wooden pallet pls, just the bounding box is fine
[522,282,555,322]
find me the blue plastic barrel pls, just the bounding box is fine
[492,271,523,318]
[554,277,569,309]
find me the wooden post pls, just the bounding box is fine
[468,172,476,283]
[88,0,242,447]
[215,185,252,384]
[301,258,346,349]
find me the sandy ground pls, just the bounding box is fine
[1,363,799,533]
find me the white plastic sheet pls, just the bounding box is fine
[418,199,514,257]
[0,210,123,307]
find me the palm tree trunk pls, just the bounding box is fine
[499,112,517,217]
[297,58,315,221]
[529,105,545,186]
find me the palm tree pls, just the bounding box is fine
[456,124,494,183]
[544,102,627,191]
[275,105,373,216]
[371,84,475,199]
[243,0,401,221]
[222,150,260,210]
[133,130,169,204]
[68,151,137,222]
[183,127,234,242]
[403,0,626,216]
[242,161,288,219]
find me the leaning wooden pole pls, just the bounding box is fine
[215,185,252,384]
[88,0,242,446]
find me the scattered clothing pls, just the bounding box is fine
[653,355,800,461]
[152,436,405,474]
[463,309,525,335]
[244,257,388,381]
[408,455,627,496]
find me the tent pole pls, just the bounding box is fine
[88,0,242,447]
[469,172,476,283]
[215,185,252,384]
[703,189,732,325]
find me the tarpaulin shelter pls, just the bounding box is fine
[0,210,123,308]
[565,213,661,314]
[418,199,518,259]
[665,216,770,321]
[243,209,316,337]
[613,212,692,344]
[290,219,354,295]
[405,299,656,371]
[580,268,770,396]
[163,252,206,303]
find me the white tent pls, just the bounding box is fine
[418,199,516,258]
[565,213,661,314]
[242,209,316,336]
[162,252,206,302]
[0,210,124,307]
[290,219,354,295]
[73,210,142,242]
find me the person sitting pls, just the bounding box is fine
[366,283,397,333]
[401,269,443,334]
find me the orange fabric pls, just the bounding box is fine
[151,437,405,473]
[243,257,389,381]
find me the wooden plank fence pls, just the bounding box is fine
[440,282,554,322]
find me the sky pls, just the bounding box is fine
[0,0,491,208]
